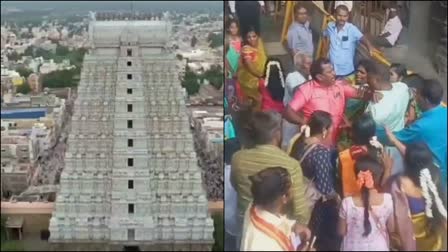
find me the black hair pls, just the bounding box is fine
[264,58,285,102]
[290,110,333,158]
[294,3,307,14]
[352,113,376,146]
[335,4,349,13]
[389,63,407,79]
[235,107,282,148]
[358,59,381,77]
[355,156,384,237]
[289,110,332,158]
[249,167,291,208]
[226,18,239,34]
[310,58,332,80]
[243,26,258,46]
[402,73,424,90]
[351,113,383,160]
[417,79,443,106]
[404,142,447,233]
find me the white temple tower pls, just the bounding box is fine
[49,14,214,251]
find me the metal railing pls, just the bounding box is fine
[281,1,391,67]
[280,1,447,106]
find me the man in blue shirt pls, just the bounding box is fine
[287,4,314,58]
[323,5,375,77]
[378,79,447,185]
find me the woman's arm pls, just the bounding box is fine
[337,197,348,237]
[381,151,394,187]
[385,127,407,156]
[337,215,347,237]
[241,46,264,78]
[242,57,263,78]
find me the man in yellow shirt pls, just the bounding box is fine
[231,111,311,249]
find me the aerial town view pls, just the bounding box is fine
[1,1,223,251]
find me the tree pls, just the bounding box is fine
[42,69,78,88]
[176,54,183,61]
[16,83,32,94]
[7,51,21,61]
[207,32,223,49]
[181,69,200,95]
[23,46,35,56]
[191,35,198,48]
[55,44,70,56]
[16,67,33,78]
[202,65,223,90]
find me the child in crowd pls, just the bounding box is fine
[225,18,242,104]
[338,156,394,251]
[339,113,393,197]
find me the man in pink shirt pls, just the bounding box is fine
[283,58,372,146]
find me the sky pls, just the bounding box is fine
[1,1,223,13]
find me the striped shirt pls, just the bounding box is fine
[231,145,311,224]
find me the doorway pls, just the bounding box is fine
[123,246,140,251]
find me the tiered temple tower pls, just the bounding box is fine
[49,14,214,251]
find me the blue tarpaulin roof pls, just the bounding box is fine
[1,108,47,119]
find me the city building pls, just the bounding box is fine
[48,13,213,251]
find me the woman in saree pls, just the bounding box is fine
[339,60,371,150]
[288,111,341,251]
[260,59,285,113]
[385,142,447,251]
[237,26,267,111]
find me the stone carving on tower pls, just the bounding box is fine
[49,13,214,251]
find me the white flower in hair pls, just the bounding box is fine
[420,168,447,219]
[300,125,311,138]
[369,136,384,151]
[265,61,285,88]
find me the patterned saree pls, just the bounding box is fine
[237,40,267,111]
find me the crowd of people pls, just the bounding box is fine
[224,1,447,251]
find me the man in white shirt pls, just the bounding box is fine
[372,6,403,48]
[228,1,265,37]
[362,60,409,175]
[281,53,312,149]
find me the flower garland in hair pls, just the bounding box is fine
[265,61,285,88]
[300,125,311,138]
[369,136,384,152]
[420,168,447,219]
